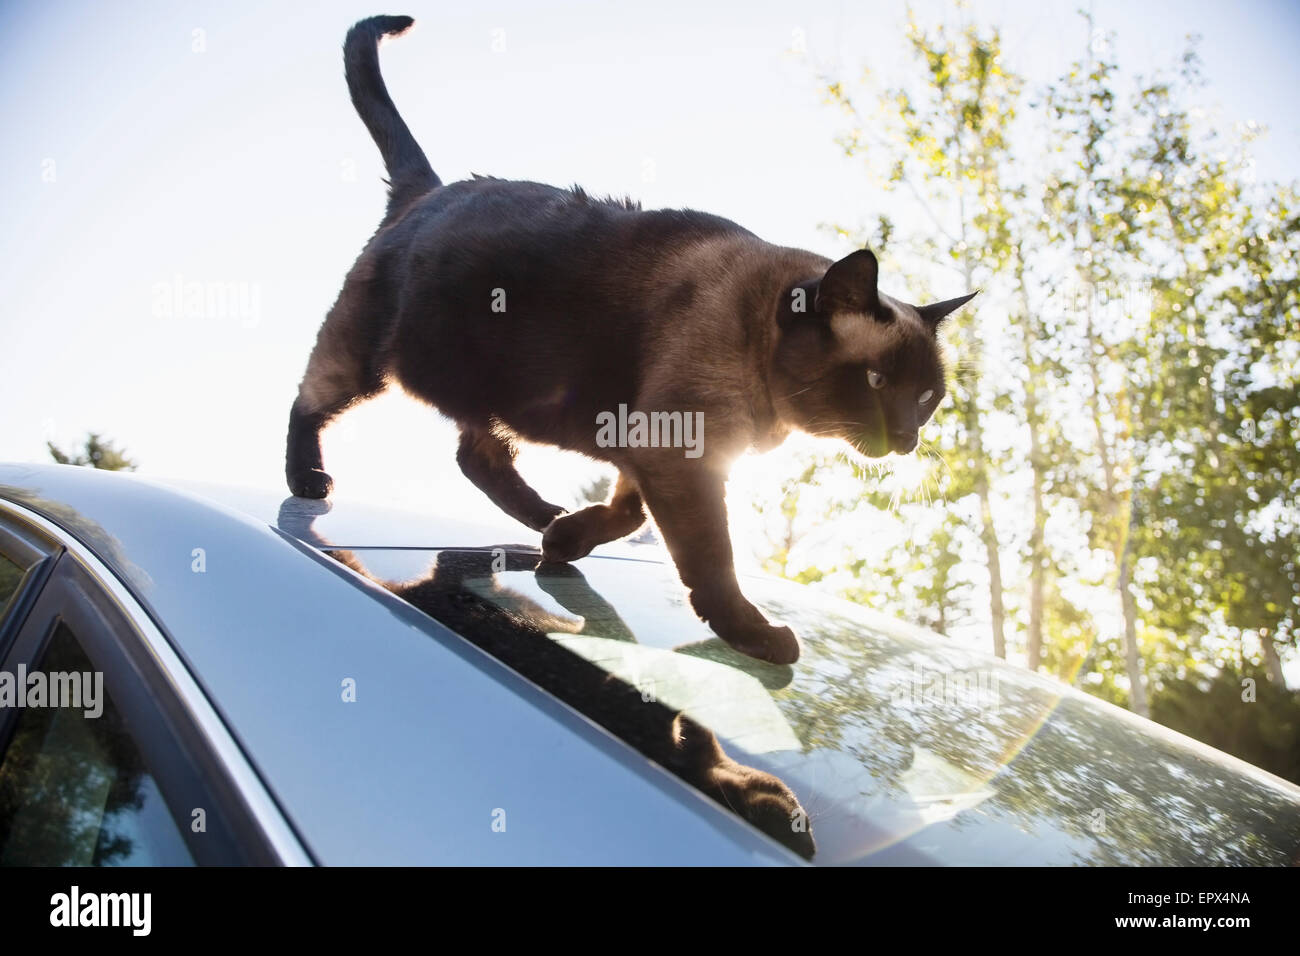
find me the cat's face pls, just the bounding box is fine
[772,249,973,457]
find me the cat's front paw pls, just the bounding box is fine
[540,513,592,564]
[289,468,334,499]
[715,620,802,665]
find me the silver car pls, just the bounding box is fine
[0,462,1297,865]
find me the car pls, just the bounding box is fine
[0,461,1297,866]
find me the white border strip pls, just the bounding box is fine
[0,497,313,866]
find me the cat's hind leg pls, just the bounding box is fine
[541,471,646,563]
[286,293,385,498]
[456,427,567,532]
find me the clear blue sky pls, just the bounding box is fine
[1,0,1296,524]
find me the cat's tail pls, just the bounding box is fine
[343,15,440,222]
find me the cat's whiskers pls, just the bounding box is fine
[917,437,954,501]
[947,359,981,386]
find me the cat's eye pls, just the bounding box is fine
[867,371,886,389]
[919,389,934,404]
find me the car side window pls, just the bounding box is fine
[0,620,195,866]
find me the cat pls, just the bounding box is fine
[327,546,817,859]
[286,15,976,665]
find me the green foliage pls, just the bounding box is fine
[1151,665,1300,783]
[574,474,612,508]
[777,6,1299,776]
[47,433,137,472]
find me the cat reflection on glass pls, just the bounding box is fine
[327,547,817,860]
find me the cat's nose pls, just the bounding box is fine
[890,430,918,453]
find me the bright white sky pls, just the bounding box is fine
[1,0,1297,588]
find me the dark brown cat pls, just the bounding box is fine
[287,15,975,664]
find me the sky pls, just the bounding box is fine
[1,0,1297,588]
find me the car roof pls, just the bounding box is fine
[3,462,1299,865]
[154,474,656,555]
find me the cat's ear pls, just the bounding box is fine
[917,291,979,331]
[815,249,881,316]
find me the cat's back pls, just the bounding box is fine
[377,175,753,276]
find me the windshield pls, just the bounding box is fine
[329,546,1300,865]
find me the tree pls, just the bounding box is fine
[1151,665,1300,783]
[820,14,1023,659]
[1122,63,1300,693]
[783,4,1300,745]
[1038,20,1152,713]
[47,433,138,472]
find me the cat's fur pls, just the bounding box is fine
[287,15,976,664]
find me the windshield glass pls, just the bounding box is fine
[328,546,1300,865]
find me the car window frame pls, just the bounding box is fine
[0,522,293,865]
[0,517,60,661]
